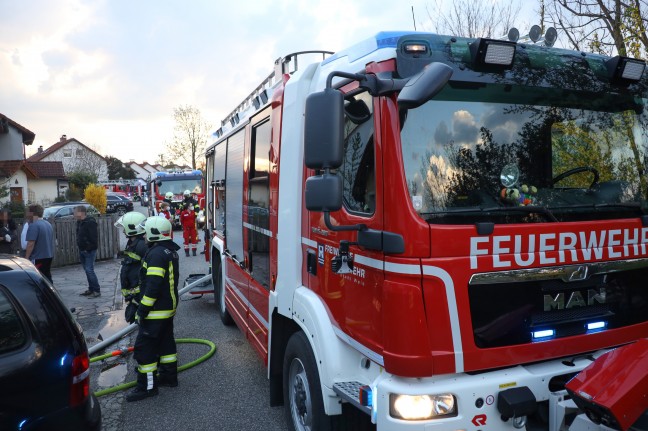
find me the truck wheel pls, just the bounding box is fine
[283,331,331,431]
[212,255,233,326]
[116,206,127,216]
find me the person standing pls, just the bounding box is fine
[75,205,101,297]
[24,204,55,283]
[179,203,198,256]
[127,217,180,402]
[159,202,174,239]
[0,208,17,254]
[114,212,148,323]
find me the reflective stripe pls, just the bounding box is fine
[138,362,158,373]
[160,354,177,364]
[145,309,176,319]
[168,261,177,311]
[147,266,165,277]
[141,295,156,306]
[125,251,142,261]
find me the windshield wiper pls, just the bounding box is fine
[421,205,558,222]
[557,202,646,213]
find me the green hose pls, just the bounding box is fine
[92,338,217,397]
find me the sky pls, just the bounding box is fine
[1,0,542,165]
[1,0,443,164]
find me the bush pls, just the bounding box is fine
[54,195,67,203]
[66,185,83,202]
[84,184,107,214]
[2,201,26,218]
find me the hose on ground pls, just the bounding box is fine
[91,338,216,397]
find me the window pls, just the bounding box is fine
[341,91,375,214]
[248,119,271,289]
[76,149,84,157]
[0,288,27,354]
[63,150,72,158]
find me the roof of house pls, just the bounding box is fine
[27,136,106,163]
[0,160,38,179]
[27,161,66,178]
[0,113,36,145]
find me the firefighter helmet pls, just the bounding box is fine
[142,216,172,242]
[165,191,173,199]
[183,190,191,197]
[114,212,146,237]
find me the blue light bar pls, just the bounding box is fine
[532,329,555,339]
[587,321,607,331]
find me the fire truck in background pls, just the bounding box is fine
[204,28,648,431]
[147,170,204,228]
[97,179,145,200]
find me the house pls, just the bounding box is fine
[127,161,163,181]
[28,162,69,205]
[0,114,67,206]
[28,135,109,182]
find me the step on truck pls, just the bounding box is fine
[204,29,648,431]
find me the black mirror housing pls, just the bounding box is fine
[358,229,405,254]
[397,63,453,110]
[304,89,345,169]
[305,173,343,212]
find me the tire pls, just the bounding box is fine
[283,332,332,431]
[212,254,233,326]
[116,206,127,216]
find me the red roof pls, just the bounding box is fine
[27,161,66,178]
[0,160,38,179]
[27,137,105,162]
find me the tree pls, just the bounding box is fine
[425,0,522,38]
[166,105,211,170]
[547,0,648,57]
[105,155,136,180]
[67,170,98,201]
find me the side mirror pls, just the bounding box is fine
[304,88,344,169]
[156,181,162,187]
[305,174,342,212]
[397,63,453,109]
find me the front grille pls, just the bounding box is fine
[468,264,648,348]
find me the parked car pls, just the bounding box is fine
[0,256,101,430]
[105,195,134,216]
[106,191,131,201]
[43,203,100,219]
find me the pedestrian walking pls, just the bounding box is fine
[114,211,148,323]
[24,204,55,283]
[0,208,17,254]
[127,217,180,402]
[75,205,101,297]
[179,202,198,256]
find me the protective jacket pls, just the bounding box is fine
[120,235,148,302]
[138,240,180,320]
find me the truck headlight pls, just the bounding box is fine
[389,393,457,421]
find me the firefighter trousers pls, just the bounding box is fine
[133,318,177,390]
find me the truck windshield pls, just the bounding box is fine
[158,178,202,196]
[400,82,648,223]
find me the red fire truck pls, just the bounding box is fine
[204,30,648,431]
[148,170,204,227]
[97,179,144,200]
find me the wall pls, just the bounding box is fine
[28,179,59,206]
[0,127,25,160]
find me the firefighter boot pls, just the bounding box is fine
[158,363,178,387]
[192,249,197,256]
[185,249,190,257]
[126,372,158,402]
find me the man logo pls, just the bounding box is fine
[567,265,589,282]
[544,288,606,311]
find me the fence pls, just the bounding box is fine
[14,215,120,268]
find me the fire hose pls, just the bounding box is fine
[88,274,215,397]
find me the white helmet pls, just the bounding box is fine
[114,212,146,236]
[183,190,191,197]
[165,191,173,199]
[142,216,172,242]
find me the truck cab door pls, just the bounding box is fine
[306,90,385,354]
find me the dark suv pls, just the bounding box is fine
[0,256,101,430]
[106,194,134,215]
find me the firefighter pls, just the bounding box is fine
[126,217,180,402]
[182,189,198,212]
[114,212,148,324]
[179,202,198,256]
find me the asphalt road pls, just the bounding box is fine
[120,217,289,430]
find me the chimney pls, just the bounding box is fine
[37,145,43,153]
[60,134,67,143]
